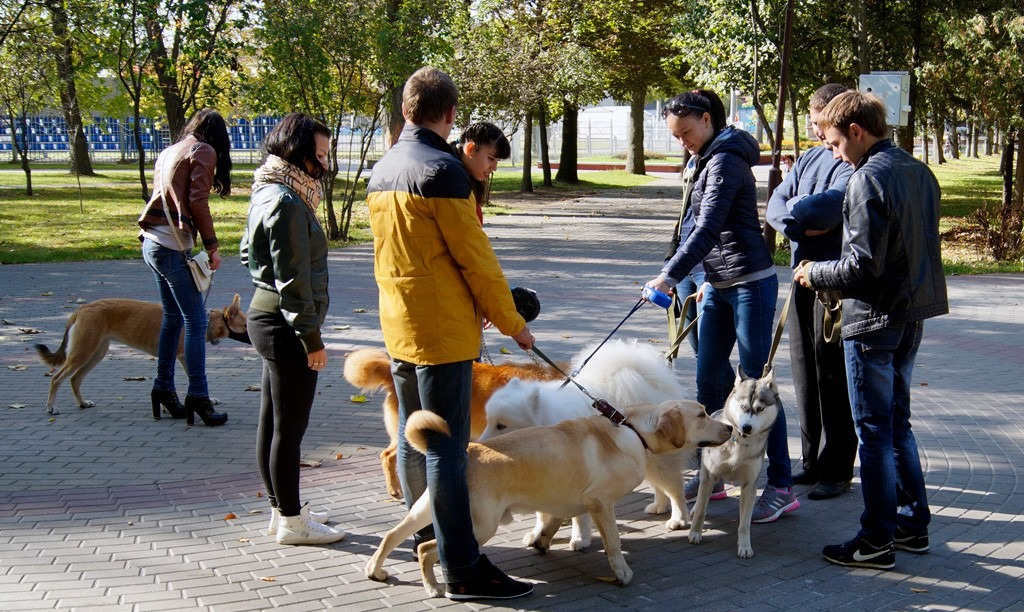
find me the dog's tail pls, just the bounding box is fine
[404,411,451,455]
[34,313,74,368]
[343,348,394,392]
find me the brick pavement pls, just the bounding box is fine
[1,176,1022,611]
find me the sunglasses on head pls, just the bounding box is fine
[665,100,709,117]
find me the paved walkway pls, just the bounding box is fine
[1,177,1022,612]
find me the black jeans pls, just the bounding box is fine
[248,309,318,517]
[789,284,857,483]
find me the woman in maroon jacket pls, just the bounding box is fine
[137,109,232,426]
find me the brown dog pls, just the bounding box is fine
[35,294,247,415]
[342,347,563,499]
[364,400,733,597]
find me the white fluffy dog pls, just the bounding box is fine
[480,339,695,549]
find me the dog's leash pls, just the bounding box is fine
[558,296,649,388]
[762,281,796,377]
[665,292,701,363]
[529,344,649,450]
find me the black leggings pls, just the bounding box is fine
[248,309,317,517]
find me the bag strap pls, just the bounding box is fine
[818,289,843,343]
[157,142,203,254]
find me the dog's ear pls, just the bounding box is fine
[229,293,240,312]
[763,365,776,387]
[657,407,688,448]
[735,368,749,385]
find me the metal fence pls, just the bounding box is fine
[0,115,389,165]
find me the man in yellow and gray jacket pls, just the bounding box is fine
[366,66,534,601]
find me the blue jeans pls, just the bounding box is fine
[699,274,792,488]
[844,322,931,543]
[392,359,479,583]
[141,239,209,398]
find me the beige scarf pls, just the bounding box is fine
[252,155,324,224]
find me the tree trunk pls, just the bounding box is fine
[133,105,149,200]
[923,129,929,165]
[789,85,800,157]
[538,104,552,187]
[387,83,404,147]
[1011,128,1024,247]
[16,114,32,196]
[972,118,981,158]
[934,117,946,165]
[625,85,646,175]
[853,0,870,74]
[950,123,961,160]
[520,112,533,193]
[46,0,94,176]
[900,0,923,154]
[146,19,188,140]
[752,98,775,151]
[986,124,994,156]
[555,99,579,184]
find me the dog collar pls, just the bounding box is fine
[593,399,649,450]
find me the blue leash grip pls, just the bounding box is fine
[642,285,673,309]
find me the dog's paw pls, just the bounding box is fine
[209,397,221,406]
[79,400,95,409]
[644,500,669,515]
[364,564,389,582]
[614,564,634,587]
[737,545,754,559]
[688,530,703,545]
[665,517,689,531]
[522,532,550,553]
[425,583,443,598]
[569,534,591,551]
[47,406,60,415]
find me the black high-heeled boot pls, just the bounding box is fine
[184,395,228,426]
[151,389,186,419]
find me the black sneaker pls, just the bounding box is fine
[894,526,930,553]
[445,555,533,601]
[823,536,895,570]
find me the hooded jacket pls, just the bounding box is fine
[366,125,525,365]
[806,139,948,337]
[662,126,773,285]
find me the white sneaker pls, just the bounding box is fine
[267,504,330,536]
[275,507,344,545]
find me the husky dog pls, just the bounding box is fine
[688,367,782,558]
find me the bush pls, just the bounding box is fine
[612,151,668,161]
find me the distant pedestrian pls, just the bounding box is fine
[451,122,511,224]
[795,91,948,570]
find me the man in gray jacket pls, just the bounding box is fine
[767,84,858,501]
[795,91,948,570]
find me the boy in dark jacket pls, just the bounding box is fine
[766,84,858,501]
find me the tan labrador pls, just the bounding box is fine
[365,400,732,597]
[34,294,247,415]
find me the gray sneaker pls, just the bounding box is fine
[684,474,727,501]
[751,485,800,523]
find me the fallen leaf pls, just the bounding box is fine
[336,453,344,460]
[123,376,147,381]
[241,356,259,361]
[499,347,511,354]
[258,576,276,582]
[18,328,42,334]
[75,298,87,304]
[224,513,237,520]
[8,365,27,371]
[8,404,26,410]
[41,291,53,296]
[911,588,929,593]
[560,334,572,338]
[239,538,251,543]
[2,319,14,325]
[255,491,264,498]
[333,325,351,330]
[48,418,55,423]
[352,308,367,313]
[245,385,261,392]
[127,521,134,526]
[248,509,263,515]
[919,382,929,386]
[350,394,368,403]
[595,576,618,583]
[299,459,322,468]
